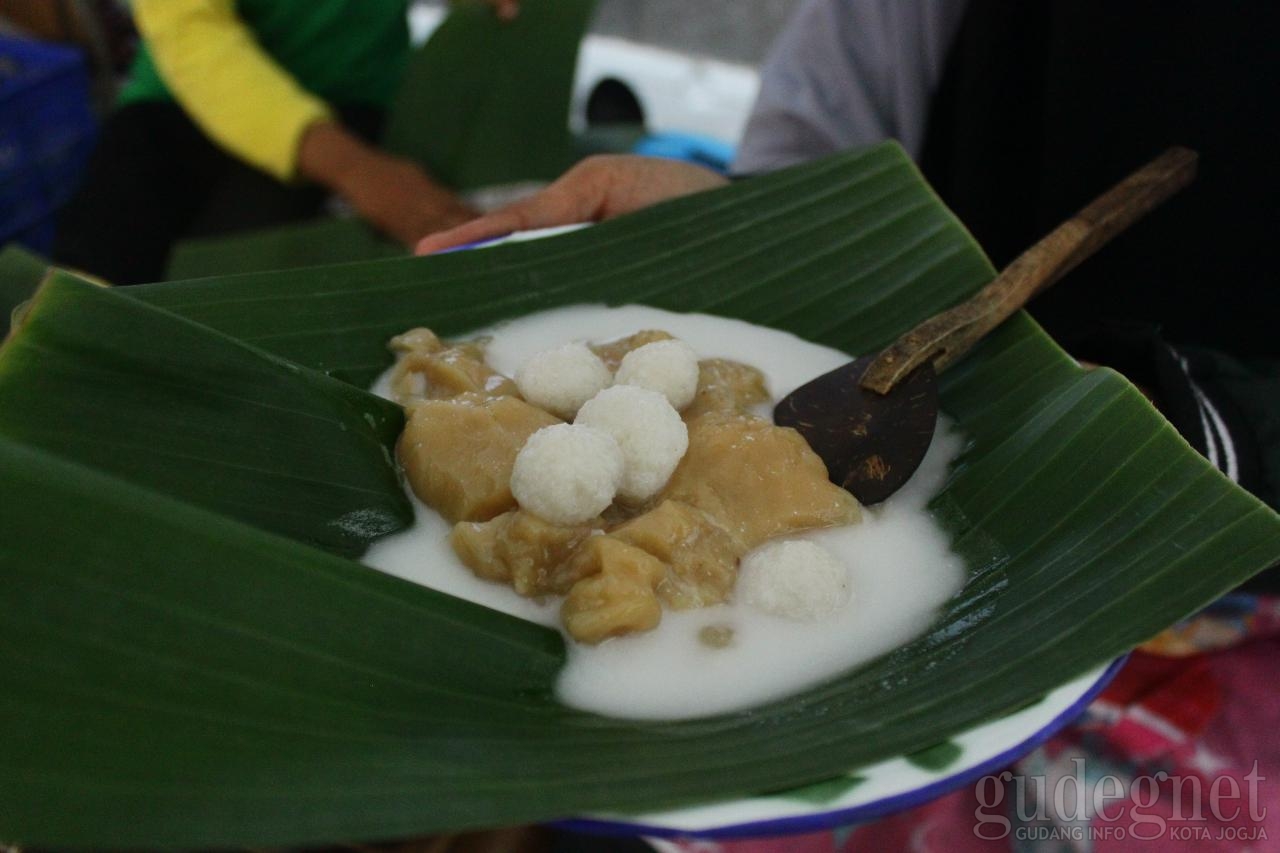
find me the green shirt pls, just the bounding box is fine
[119,0,410,109]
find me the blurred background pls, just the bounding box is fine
[0,0,797,275]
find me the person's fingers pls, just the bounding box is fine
[414,155,708,255]
[416,181,598,254]
[405,197,479,247]
[415,209,525,255]
[393,209,474,250]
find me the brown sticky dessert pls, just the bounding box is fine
[399,394,558,523]
[664,412,861,544]
[606,500,741,609]
[388,327,861,644]
[561,536,667,643]
[550,414,860,630]
[389,327,517,402]
[451,509,602,597]
[683,358,771,420]
[590,329,674,370]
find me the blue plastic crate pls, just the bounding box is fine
[0,35,97,252]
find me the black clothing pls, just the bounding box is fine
[51,101,382,285]
[921,0,1280,360]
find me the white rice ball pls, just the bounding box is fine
[575,385,688,502]
[510,424,623,525]
[515,342,612,419]
[615,339,700,411]
[737,540,852,621]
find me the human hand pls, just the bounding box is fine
[415,155,728,254]
[299,121,476,247]
[340,152,477,247]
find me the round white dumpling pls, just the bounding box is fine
[575,385,688,502]
[515,342,612,419]
[510,424,623,525]
[615,339,700,411]
[737,540,851,621]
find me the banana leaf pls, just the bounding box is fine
[2,142,1278,849]
[0,273,410,556]
[383,0,596,189]
[166,217,402,281]
[0,243,47,337]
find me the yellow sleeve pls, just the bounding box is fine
[133,0,333,181]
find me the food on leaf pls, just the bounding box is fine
[664,412,861,544]
[388,324,863,645]
[510,423,624,525]
[575,385,689,503]
[514,341,612,419]
[451,509,603,597]
[389,328,516,403]
[615,339,700,411]
[737,539,851,621]
[590,329,674,370]
[398,393,558,523]
[683,358,771,420]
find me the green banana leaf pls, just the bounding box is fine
[383,0,596,189]
[0,273,410,556]
[2,142,1278,849]
[0,243,47,337]
[166,218,402,281]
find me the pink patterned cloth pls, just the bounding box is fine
[664,595,1280,852]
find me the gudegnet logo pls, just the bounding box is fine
[972,759,1268,843]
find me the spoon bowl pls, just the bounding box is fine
[776,147,1199,504]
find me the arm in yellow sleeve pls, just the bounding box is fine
[132,0,332,181]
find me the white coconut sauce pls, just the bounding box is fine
[364,305,966,719]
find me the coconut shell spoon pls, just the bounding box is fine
[774,146,1199,504]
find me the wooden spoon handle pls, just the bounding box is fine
[860,146,1199,394]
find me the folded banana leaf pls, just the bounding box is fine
[2,142,1277,849]
[0,273,410,556]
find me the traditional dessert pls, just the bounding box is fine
[514,342,611,419]
[450,509,601,597]
[737,539,852,620]
[509,423,623,525]
[683,357,771,419]
[590,329,673,370]
[389,328,516,402]
[365,303,967,720]
[614,339,700,410]
[398,394,558,523]
[664,412,860,545]
[575,385,688,503]
[391,325,863,644]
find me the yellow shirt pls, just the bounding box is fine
[131,0,334,181]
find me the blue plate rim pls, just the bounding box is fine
[554,655,1128,840]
